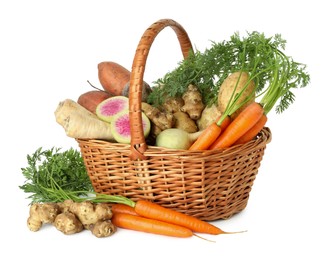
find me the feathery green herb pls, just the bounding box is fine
[19,147,135,206]
[148,31,310,114]
[19,147,93,203]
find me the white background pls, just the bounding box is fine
[1,0,328,259]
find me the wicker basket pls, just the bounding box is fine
[76,19,272,221]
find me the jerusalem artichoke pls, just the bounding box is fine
[69,201,113,230]
[90,220,117,238]
[141,102,175,135]
[27,203,60,232]
[197,104,221,130]
[181,84,205,120]
[173,111,198,133]
[26,201,116,238]
[54,212,84,235]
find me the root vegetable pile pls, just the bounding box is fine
[54,31,309,151]
[28,200,116,237]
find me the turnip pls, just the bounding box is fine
[155,128,203,150]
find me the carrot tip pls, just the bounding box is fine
[193,233,216,243]
[222,229,248,234]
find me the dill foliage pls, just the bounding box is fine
[148,31,310,114]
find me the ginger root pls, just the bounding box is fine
[181,84,205,120]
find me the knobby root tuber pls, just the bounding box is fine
[161,97,184,114]
[181,84,205,120]
[69,201,113,230]
[141,102,175,136]
[173,111,198,133]
[54,212,84,235]
[27,203,60,232]
[90,220,117,238]
[26,200,116,237]
[197,104,222,130]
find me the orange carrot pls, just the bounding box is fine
[189,116,231,151]
[188,122,222,151]
[234,114,268,145]
[111,213,193,238]
[209,102,264,150]
[134,200,224,235]
[112,203,139,216]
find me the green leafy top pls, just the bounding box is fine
[147,31,310,114]
[19,147,93,203]
[19,147,136,207]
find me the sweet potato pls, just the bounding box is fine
[77,90,112,114]
[98,61,131,96]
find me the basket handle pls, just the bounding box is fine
[129,19,194,160]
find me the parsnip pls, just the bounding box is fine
[55,99,115,141]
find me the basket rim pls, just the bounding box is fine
[77,127,271,158]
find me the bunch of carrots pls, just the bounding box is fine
[86,193,238,238]
[108,198,241,238]
[189,100,265,151]
[189,41,310,151]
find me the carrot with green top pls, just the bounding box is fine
[133,200,230,235]
[234,114,268,145]
[111,203,139,216]
[87,195,229,235]
[189,70,254,151]
[209,102,264,149]
[189,116,231,151]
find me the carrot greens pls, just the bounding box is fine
[20,147,93,203]
[19,147,134,207]
[147,31,310,113]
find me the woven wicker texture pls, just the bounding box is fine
[77,19,272,221]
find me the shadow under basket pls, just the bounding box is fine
[76,19,272,221]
